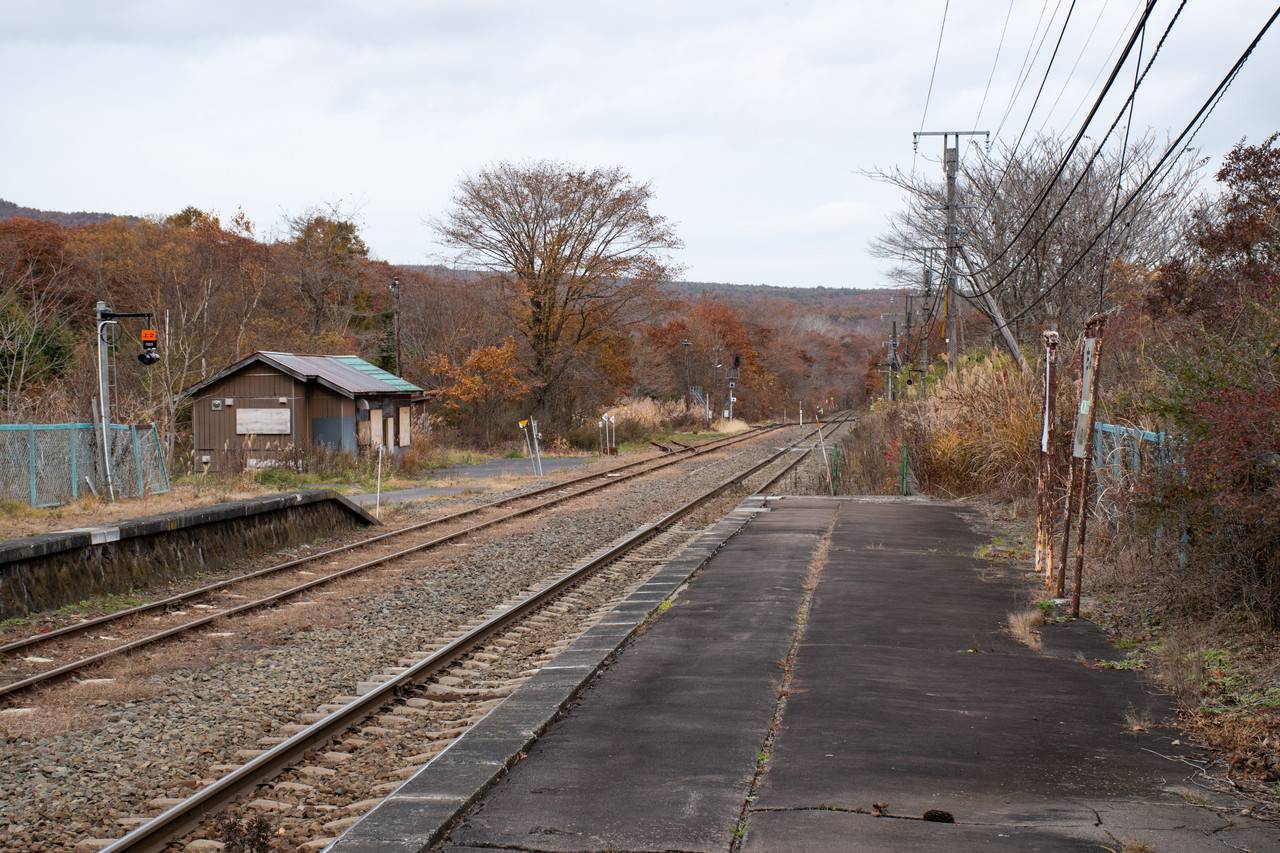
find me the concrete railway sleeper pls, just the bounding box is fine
[90,417,849,853]
[0,423,787,699]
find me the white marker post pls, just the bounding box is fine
[375,445,384,520]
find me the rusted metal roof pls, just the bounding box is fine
[181,352,422,399]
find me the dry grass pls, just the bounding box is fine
[713,418,750,434]
[1006,608,1045,651]
[0,483,265,541]
[906,350,1043,499]
[1123,706,1154,734]
[603,397,701,432]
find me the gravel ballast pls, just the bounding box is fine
[0,429,809,850]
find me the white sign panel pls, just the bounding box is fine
[236,408,291,435]
[1040,358,1051,453]
[1071,338,1098,459]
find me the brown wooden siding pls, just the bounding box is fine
[190,361,410,471]
[191,365,307,470]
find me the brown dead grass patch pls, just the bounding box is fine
[0,704,83,739]
[0,482,266,540]
[1107,842,1160,853]
[1006,608,1044,651]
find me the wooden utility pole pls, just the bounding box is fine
[1069,317,1106,618]
[1055,316,1106,611]
[914,130,988,374]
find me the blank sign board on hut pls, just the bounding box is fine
[236,408,291,435]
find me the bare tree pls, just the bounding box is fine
[868,132,1204,350]
[0,219,75,420]
[435,161,682,419]
[281,204,369,337]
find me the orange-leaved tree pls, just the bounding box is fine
[425,339,529,445]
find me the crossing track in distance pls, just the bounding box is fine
[94,416,850,853]
[0,423,789,699]
[753,413,853,494]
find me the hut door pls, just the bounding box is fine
[369,408,383,449]
[384,414,395,448]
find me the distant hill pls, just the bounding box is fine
[396,265,900,341]
[0,198,130,227]
[663,279,896,305]
[397,265,897,303]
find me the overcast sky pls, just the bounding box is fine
[3,1,1277,287]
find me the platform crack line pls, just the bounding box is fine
[748,804,1112,829]
[458,843,706,853]
[729,509,837,851]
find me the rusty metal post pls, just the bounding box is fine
[1070,316,1106,618]
[1055,333,1086,599]
[1035,331,1060,585]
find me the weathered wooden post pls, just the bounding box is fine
[1069,316,1106,618]
[1055,333,1086,599]
[1035,331,1060,586]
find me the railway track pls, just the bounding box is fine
[0,424,785,700]
[84,416,850,853]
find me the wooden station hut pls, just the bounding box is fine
[183,351,423,472]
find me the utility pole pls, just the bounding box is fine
[727,354,740,420]
[681,338,691,405]
[906,245,942,396]
[96,301,116,501]
[945,141,959,372]
[389,277,402,375]
[904,292,913,357]
[913,130,988,374]
[917,255,935,396]
[94,301,160,502]
[888,320,899,401]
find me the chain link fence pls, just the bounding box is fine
[0,423,170,507]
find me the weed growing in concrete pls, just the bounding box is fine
[1006,608,1044,651]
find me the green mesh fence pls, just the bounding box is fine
[0,423,170,508]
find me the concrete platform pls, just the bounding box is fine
[337,496,1280,853]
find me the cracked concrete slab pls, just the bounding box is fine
[741,499,1278,852]
[442,497,840,852]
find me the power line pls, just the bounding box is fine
[1006,0,1080,168]
[903,0,952,262]
[999,4,1280,325]
[974,0,1017,129]
[963,0,1183,299]
[1037,0,1124,136]
[986,0,1082,205]
[918,0,952,133]
[1057,0,1146,133]
[1098,6,1148,309]
[992,0,1056,141]
[961,0,1160,280]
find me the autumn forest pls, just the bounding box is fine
[0,163,893,461]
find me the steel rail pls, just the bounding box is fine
[99,417,849,853]
[754,416,855,494]
[0,424,789,698]
[0,424,778,659]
